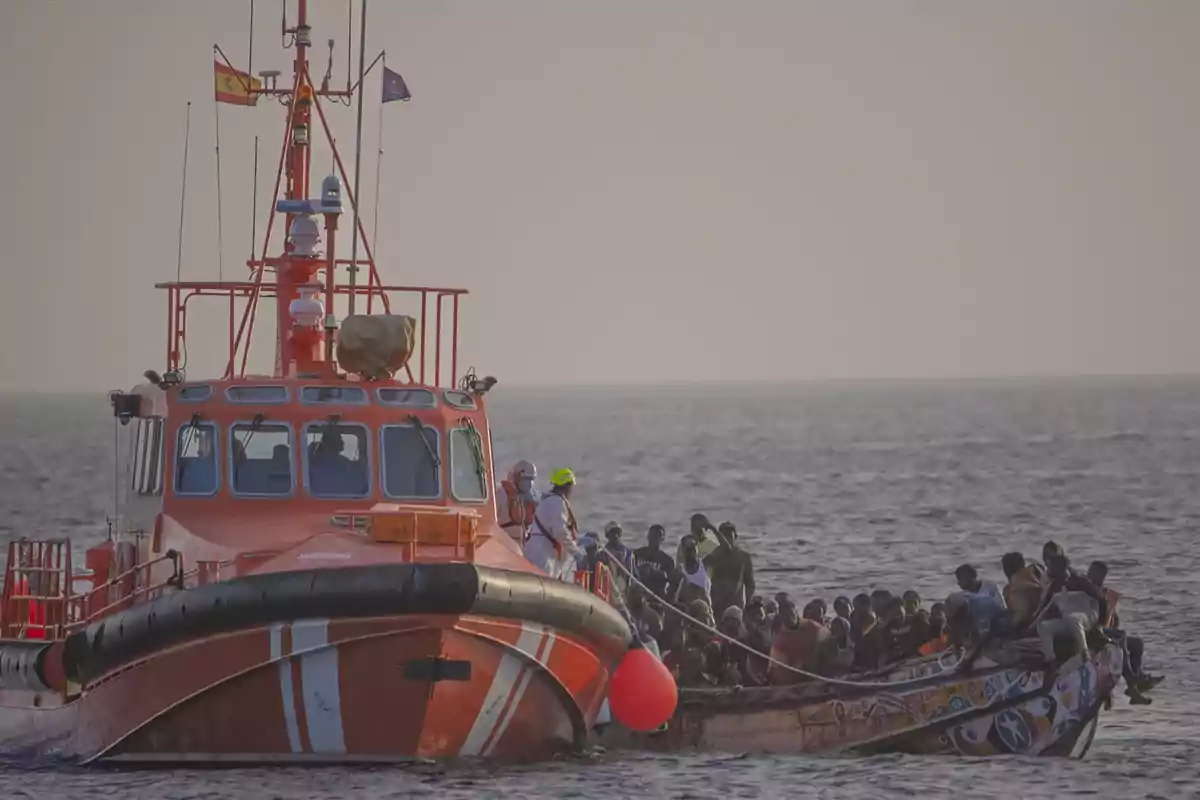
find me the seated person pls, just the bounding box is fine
[1001,551,1046,629]
[849,593,874,641]
[1087,560,1161,704]
[833,595,853,622]
[880,596,922,662]
[901,590,931,644]
[309,431,368,496]
[919,602,950,655]
[626,586,664,645]
[1034,553,1108,668]
[802,599,826,624]
[870,589,893,616]
[574,532,602,585]
[955,564,1009,636]
[704,606,751,686]
[772,593,797,635]
[768,602,829,684]
[819,616,855,675]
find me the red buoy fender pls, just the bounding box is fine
[607,640,678,732]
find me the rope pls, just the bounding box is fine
[600,549,962,689]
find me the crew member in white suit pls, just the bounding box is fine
[525,468,582,580]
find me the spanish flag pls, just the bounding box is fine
[214,61,261,106]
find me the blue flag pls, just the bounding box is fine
[382,65,411,103]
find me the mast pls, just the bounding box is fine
[273,0,318,378]
[182,0,455,388]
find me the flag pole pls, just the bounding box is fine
[348,0,368,316]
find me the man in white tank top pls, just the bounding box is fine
[673,534,712,607]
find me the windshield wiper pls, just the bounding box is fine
[238,412,265,452]
[460,417,487,484]
[408,414,442,467]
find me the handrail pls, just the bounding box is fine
[63,551,185,632]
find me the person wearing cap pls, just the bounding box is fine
[525,467,582,580]
[497,460,539,543]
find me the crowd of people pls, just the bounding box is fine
[497,460,1162,705]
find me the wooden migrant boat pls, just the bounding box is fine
[598,639,1125,759]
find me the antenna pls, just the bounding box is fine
[176,101,192,284]
[348,0,368,315]
[250,135,259,259]
[323,37,335,92]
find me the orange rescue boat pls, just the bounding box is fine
[0,1,637,763]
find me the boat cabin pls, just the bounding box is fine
[131,379,491,506]
[109,376,499,558]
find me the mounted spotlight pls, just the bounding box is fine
[468,375,498,396]
[109,390,141,426]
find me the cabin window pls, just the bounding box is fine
[226,385,289,404]
[301,386,368,405]
[230,422,294,497]
[443,390,478,410]
[377,388,437,408]
[303,422,371,498]
[175,422,219,496]
[178,384,212,402]
[380,424,442,500]
[448,426,488,502]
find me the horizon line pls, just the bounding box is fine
[3,369,1199,396]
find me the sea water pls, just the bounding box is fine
[0,378,1197,798]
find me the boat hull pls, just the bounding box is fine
[0,564,630,763]
[596,643,1123,759]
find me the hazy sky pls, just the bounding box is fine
[1,1,1198,390]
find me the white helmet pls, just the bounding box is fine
[510,460,536,483]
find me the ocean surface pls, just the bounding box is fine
[1,378,1198,799]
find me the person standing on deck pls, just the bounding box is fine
[671,534,713,607]
[708,521,756,613]
[525,468,582,580]
[602,521,636,594]
[633,524,675,600]
[497,460,539,542]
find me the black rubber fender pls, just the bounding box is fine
[61,563,630,684]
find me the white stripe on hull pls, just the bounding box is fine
[270,623,302,754]
[293,619,347,756]
[272,619,346,756]
[459,622,557,758]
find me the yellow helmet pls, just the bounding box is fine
[549,468,577,487]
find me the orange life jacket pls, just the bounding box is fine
[918,633,949,656]
[500,479,537,534]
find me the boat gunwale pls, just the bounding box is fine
[59,563,631,685]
